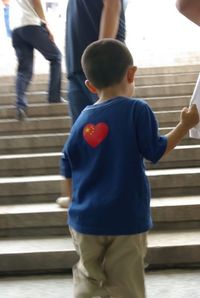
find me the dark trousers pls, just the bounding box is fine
[12,25,61,109]
[68,73,98,123]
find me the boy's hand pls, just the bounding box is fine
[180,104,199,129]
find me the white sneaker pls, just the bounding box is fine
[56,196,70,208]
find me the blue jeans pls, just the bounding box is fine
[68,73,98,123]
[12,25,61,110]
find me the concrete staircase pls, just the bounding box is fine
[0,65,200,275]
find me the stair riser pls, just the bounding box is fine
[1,147,200,177]
[0,105,69,119]
[0,97,190,119]
[0,82,67,94]
[0,180,61,198]
[0,118,71,136]
[0,111,181,131]
[0,245,199,275]
[0,251,78,275]
[135,73,199,86]
[0,72,198,95]
[146,96,190,111]
[0,92,67,105]
[150,173,200,197]
[0,173,200,204]
[135,84,194,98]
[0,83,195,106]
[0,134,68,154]
[0,205,199,237]
[147,246,200,269]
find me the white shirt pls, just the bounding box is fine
[189,73,200,139]
[10,0,41,30]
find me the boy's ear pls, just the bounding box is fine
[127,66,137,83]
[85,80,97,94]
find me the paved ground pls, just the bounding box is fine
[0,269,200,298]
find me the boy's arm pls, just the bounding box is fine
[99,0,122,39]
[164,105,199,155]
[176,0,200,26]
[32,0,54,41]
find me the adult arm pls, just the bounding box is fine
[176,0,200,26]
[99,0,122,39]
[62,178,72,200]
[32,0,54,41]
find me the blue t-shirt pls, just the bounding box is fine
[66,0,126,78]
[61,97,167,235]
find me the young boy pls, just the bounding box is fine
[60,39,199,298]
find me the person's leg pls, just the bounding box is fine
[68,73,98,123]
[104,233,147,298]
[19,25,62,102]
[12,28,34,115]
[70,228,110,298]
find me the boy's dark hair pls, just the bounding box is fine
[81,39,133,89]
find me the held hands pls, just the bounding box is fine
[180,104,199,130]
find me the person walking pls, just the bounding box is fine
[10,0,64,120]
[65,0,126,124]
[57,0,125,208]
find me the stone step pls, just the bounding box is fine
[145,95,191,111]
[148,168,200,197]
[135,72,199,86]
[0,203,68,237]
[0,169,200,204]
[0,72,198,95]
[0,127,198,155]
[147,229,200,268]
[1,145,200,177]
[0,153,61,177]
[0,196,199,237]
[0,103,68,119]
[146,145,200,170]
[0,64,199,85]
[0,83,195,106]
[155,110,180,127]
[0,228,199,274]
[0,133,68,154]
[0,109,192,135]
[137,64,200,76]
[151,196,200,230]
[0,235,77,274]
[0,101,183,126]
[135,83,194,98]
[0,96,191,123]
[0,175,62,204]
[0,116,71,136]
[0,81,67,94]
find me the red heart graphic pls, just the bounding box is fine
[83,123,109,148]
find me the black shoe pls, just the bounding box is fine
[16,108,27,121]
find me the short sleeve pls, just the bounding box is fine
[135,101,167,163]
